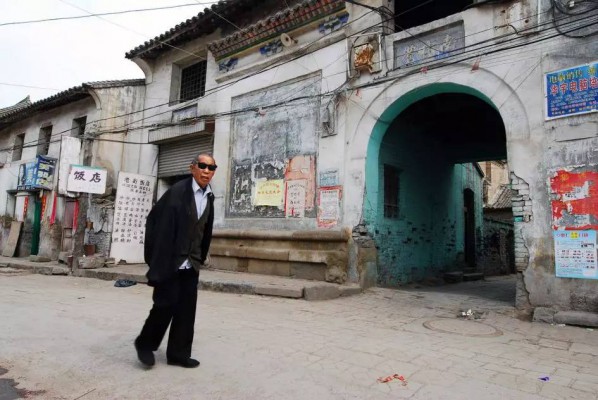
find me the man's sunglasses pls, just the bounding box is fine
[195,162,217,171]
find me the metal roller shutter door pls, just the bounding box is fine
[158,134,213,178]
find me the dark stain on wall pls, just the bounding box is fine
[227,72,321,218]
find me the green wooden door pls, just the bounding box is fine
[31,197,41,255]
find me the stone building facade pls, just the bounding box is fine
[119,0,598,317]
[0,80,145,261]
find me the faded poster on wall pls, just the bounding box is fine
[550,168,598,230]
[110,172,156,263]
[285,180,307,218]
[554,230,597,280]
[317,186,342,228]
[319,169,339,187]
[285,155,316,217]
[255,179,284,207]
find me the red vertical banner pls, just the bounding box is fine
[40,194,47,220]
[50,192,57,225]
[23,196,29,217]
[73,199,79,232]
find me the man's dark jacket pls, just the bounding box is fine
[144,177,214,286]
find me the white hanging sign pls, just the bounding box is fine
[66,165,107,194]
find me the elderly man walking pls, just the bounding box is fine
[134,153,217,368]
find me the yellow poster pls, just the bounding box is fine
[255,179,284,206]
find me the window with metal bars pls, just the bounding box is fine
[179,60,207,102]
[384,164,400,219]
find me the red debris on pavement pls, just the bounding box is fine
[377,374,408,386]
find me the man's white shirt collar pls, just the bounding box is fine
[192,179,212,195]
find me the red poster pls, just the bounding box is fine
[550,170,598,230]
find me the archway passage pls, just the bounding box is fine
[367,88,512,287]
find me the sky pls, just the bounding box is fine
[0,0,218,108]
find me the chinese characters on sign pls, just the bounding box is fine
[319,169,339,187]
[545,62,598,120]
[255,179,284,207]
[393,24,465,69]
[109,172,156,263]
[554,230,597,280]
[317,186,342,228]
[66,165,107,194]
[16,155,57,191]
[285,180,307,218]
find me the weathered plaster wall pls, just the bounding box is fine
[134,30,221,179]
[342,0,597,306]
[0,98,99,257]
[210,39,348,230]
[227,73,321,220]
[0,85,146,259]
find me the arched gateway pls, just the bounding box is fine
[346,68,531,288]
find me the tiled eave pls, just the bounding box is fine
[0,97,32,119]
[125,0,252,60]
[208,0,346,61]
[0,79,145,130]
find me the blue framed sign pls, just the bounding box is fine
[554,230,597,280]
[545,62,598,120]
[16,155,57,191]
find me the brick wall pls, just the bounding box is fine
[510,172,531,271]
[480,216,515,276]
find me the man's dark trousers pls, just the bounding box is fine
[136,268,198,361]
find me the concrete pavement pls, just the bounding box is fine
[0,255,361,301]
[1,272,598,399]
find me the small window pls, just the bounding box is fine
[384,164,400,219]
[37,126,52,155]
[179,60,207,102]
[12,133,24,161]
[71,116,87,137]
[394,0,473,31]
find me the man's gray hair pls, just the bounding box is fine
[192,153,215,163]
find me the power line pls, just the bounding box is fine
[0,2,219,27]
[0,82,61,91]
[2,5,595,152]
[56,0,207,61]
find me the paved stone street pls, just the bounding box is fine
[1,273,598,400]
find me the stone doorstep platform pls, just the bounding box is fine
[0,256,361,301]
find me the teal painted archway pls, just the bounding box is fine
[364,82,498,224]
[363,82,504,285]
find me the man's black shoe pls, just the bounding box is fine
[167,358,200,368]
[134,338,155,367]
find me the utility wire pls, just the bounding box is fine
[2,5,595,152]
[57,0,206,61]
[0,2,219,27]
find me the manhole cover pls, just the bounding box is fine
[423,319,503,337]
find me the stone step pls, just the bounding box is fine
[463,272,484,281]
[444,271,463,283]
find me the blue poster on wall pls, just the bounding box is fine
[16,155,57,191]
[545,62,598,120]
[554,230,597,280]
